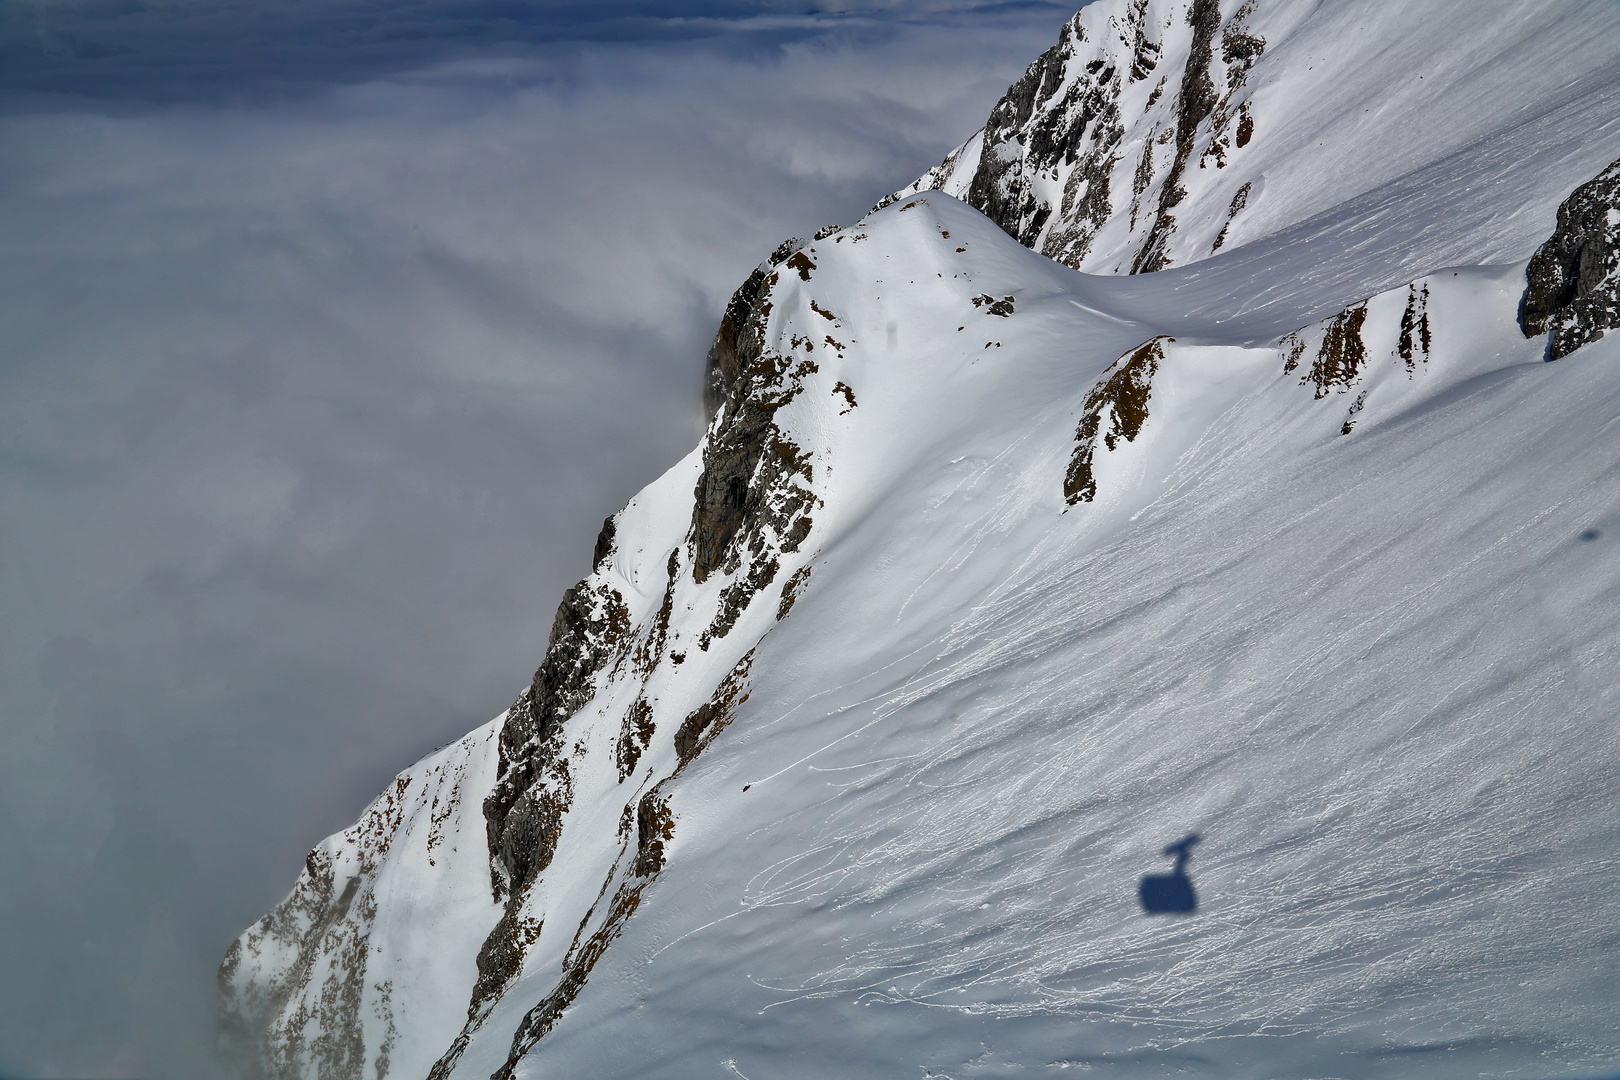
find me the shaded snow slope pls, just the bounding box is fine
[223,2,1620,1077]
[889,0,1620,278]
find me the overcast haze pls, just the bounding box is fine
[0,3,1068,1075]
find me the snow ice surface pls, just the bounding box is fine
[227,0,1620,1077]
[493,198,1620,1080]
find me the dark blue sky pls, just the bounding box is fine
[0,0,1065,102]
[0,2,1069,1076]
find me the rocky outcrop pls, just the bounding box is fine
[962,11,1129,268]
[890,0,1266,275]
[691,252,824,597]
[245,257,830,1076]
[1520,156,1620,360]
[1130,0,1221,273]
[1064,336,1170,504]
[1062,269,1459,510]
[703,236,811,421]
[1277,276,1438,436]
[1296,303,1370,400]
[484,579,629,904]
[419,237,834,1080]
[673,651,754,767]
[482,643,756,1080]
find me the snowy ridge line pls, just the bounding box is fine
[424,242,844,1074]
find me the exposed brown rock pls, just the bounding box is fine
[489,647,756,1076]
[1300,303,1369,398]
[777,565,813,621]
[633,552,680,676]
[701,557,779,650]
[690,322,820,586]
[633,789,675,878]
[1235,101,1254,147]
[1399,283,1432,371]
[785,251,816,281]
[490,852,654,1080]
[614,697,655,781]
[832,381,857,414]
[1064,336,1171,505]
[469,909,541,1013]
[674,651,755,768]
[1211,180,1252,252]
[703,265,770,423]
[485,580,628,901]
[1281,331,1307,374]
[703,238,809,421]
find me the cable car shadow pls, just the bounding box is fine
[1138,833,1200,915]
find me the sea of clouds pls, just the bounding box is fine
[0,1,1069,1074]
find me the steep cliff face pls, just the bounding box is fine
[223,2,1620,1078]
[882,0,1272,272]
[227,216,889,1079]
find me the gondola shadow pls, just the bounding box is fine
[1138,834,1200,915]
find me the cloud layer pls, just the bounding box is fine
[0,0,1066,102]
[0,4,1067,1076]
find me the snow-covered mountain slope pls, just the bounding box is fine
[223,3,1620,1078]
[220,723,502,1078]
[887,0,1620,278]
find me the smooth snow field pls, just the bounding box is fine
[225,1,1620,1076]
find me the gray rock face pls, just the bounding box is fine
[963,10,1132,269]
[690,267,819,590]
[1130,0,1221,273]
[1520,156,1620,360]
[888,0,1266,275]
[703,237,808,420]
[482,578,629,901]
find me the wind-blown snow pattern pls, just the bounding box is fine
[223,2,1620,1078]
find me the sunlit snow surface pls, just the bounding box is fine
[228,0,1620,1075]
[480,196,1620,1080]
